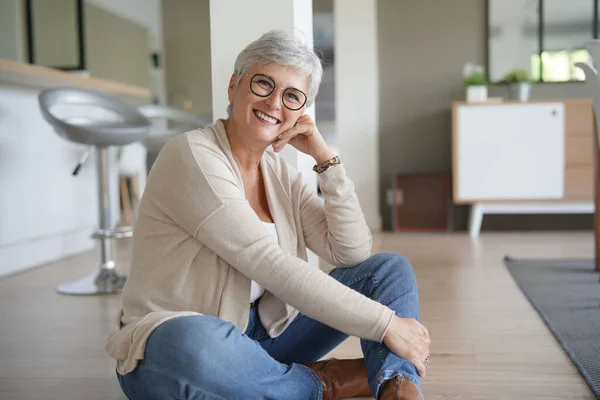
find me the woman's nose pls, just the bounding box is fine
[265,90,282,110]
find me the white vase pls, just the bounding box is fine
[466,85,488,102]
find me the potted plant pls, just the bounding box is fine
[503,69,533,101]
[463,63,488,102]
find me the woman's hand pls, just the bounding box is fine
[271,114,334,164]
[383,315,431,378]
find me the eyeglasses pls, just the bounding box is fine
[248,73,307,111]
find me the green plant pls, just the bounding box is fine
[464,71,487,86]
[503,69,532,83]
[462,63,487,86]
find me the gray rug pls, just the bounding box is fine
[504,257,600,399]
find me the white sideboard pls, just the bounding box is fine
[452,100,595,237]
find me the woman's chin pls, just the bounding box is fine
[244,128,279,147]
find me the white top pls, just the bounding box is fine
[250,222,278,302]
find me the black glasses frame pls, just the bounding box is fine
[249,73,307,111]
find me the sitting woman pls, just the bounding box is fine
[106,29,430,400]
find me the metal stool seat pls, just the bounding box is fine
[137,104,210,171]
[38,87,151,295]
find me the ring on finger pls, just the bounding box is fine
[423,354,430,368]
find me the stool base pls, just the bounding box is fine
[56,268,126,295]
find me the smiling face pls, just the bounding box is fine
[227,63,309,146]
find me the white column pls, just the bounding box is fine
[209,0,319,265]
[334,0,382,230]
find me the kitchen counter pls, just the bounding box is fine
[0,59,151,101]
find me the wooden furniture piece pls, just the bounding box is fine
[452,99,595,238]
[390,172,451,231]
[577,42,600,272]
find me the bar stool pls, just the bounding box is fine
[38,87,151,295]
[137,105,210,173]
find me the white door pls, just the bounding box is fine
[456,103,565,202]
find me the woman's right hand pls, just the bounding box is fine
[382,315,431,378]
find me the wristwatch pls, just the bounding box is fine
[313,156,340,174]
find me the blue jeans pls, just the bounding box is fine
[117,252,422,399]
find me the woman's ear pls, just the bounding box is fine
[227,74,237,102]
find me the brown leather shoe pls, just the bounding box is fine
[303,358,371,400]
[378,376,423,400]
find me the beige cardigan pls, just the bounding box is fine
[105,119,395,375]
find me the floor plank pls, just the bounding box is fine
[0,232,596,399]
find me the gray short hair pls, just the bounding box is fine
[226,29,323,117]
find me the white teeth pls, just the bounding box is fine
[255,110,277,124]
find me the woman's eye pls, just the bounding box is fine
[286,92,299,102]
[258,80,274,89]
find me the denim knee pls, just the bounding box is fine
[367,252,415,276]
[146,315,240,376]
[120,315,260,399]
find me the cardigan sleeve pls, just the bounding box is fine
[148,133,394,343]
[293,162,373,268]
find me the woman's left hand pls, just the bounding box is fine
[271,115,334,164]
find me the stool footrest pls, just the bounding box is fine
[92,226,133,240]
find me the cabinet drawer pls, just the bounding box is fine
[564,167,594,201]
[565,136,593,167]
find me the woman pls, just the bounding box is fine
[106,30,431,400]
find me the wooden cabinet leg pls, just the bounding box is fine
[130,176,142,204]
[120,177,133,227]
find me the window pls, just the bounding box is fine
[488,0,599,83]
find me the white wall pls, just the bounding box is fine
[335,0,381,230]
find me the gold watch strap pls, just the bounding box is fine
[313,156,340,174]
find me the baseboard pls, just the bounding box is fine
[0,228,95,279]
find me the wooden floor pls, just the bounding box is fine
[0,232,596,400]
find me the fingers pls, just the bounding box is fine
[279,123,310,140]
[421,326,431,343]
[272,124,310,152]
[410,354,427,378]
[272,130,299,151]
[412,322,431,378]
[295,114,313,125]
[272,137,290,152]
[414,348,430,378]
[384,318,431,378]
